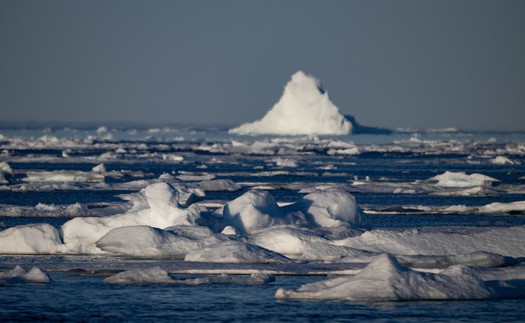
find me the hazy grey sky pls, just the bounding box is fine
[1,0,524,131]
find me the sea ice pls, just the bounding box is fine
[0,161,13,184]
[104,267,275,285]
[104,267,174,284]
[61,182,201,253]
[215,190,301,235]
[0,265,51,284]
[491,156,519,165]
[428,171,499,188]
[275,254,524,301]
[197,179,241,192]
[215,188,369,235]
[0,223,64,254]
[184,240,289,263]
[96,225,227,259]
[286,188,369,229]
[24,170,105,183]
[250,225,373,261]
[335,226,525,258]
[229,71,352,135]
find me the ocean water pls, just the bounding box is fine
[1,125,525,321]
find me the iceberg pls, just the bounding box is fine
[230,71,352,135]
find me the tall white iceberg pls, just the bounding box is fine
[230,71,352,135]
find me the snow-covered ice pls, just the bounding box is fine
[275,254,525,301]
[184,240,289,263]
[428,171,499,188]
[0,162,13,185]
[0,265,51,284]
[230,71,352,135]
[104,266,275,285]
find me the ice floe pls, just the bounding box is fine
[0,265,51,284]
[24,170,105,183]
[0,161,13,184]
[428,171,499,188]
[276,254,525,301]
[96,225,228,259]
[104,266,275,285]
[184,240,289,263]
[0,223,64,254]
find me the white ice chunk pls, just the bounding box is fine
[104,267,173,284]
[61,182,201,253]
[24,171,104,183]
[275,254,518,301]
[491,156,519,165]
[274,158,298,168]
[217,190,304,235]
[336,226,525,258]
[0,265,51,284]
[230,71,352,135]
[91,163,107,173]
[104,267,275,285]
[0,224,64,254]
[428,171,498,188]
[184,240,289,263]
[250,225,371,261]
[197,179,241,192]
[0,161,13,184]
[96,225,226,259]
[287,188,370,229]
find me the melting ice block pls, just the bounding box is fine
[230,71,352,135]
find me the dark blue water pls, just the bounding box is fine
[1,273,524,322]
[2,129,525,321]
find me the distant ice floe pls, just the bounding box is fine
[428,171,499,188]
[491,156,520,165]
[230,71,352,135]
[104,267,274,285]
[0,161,13,184]
[0,265,51,284]
[24,170,105,183]
[275,254,524,301]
